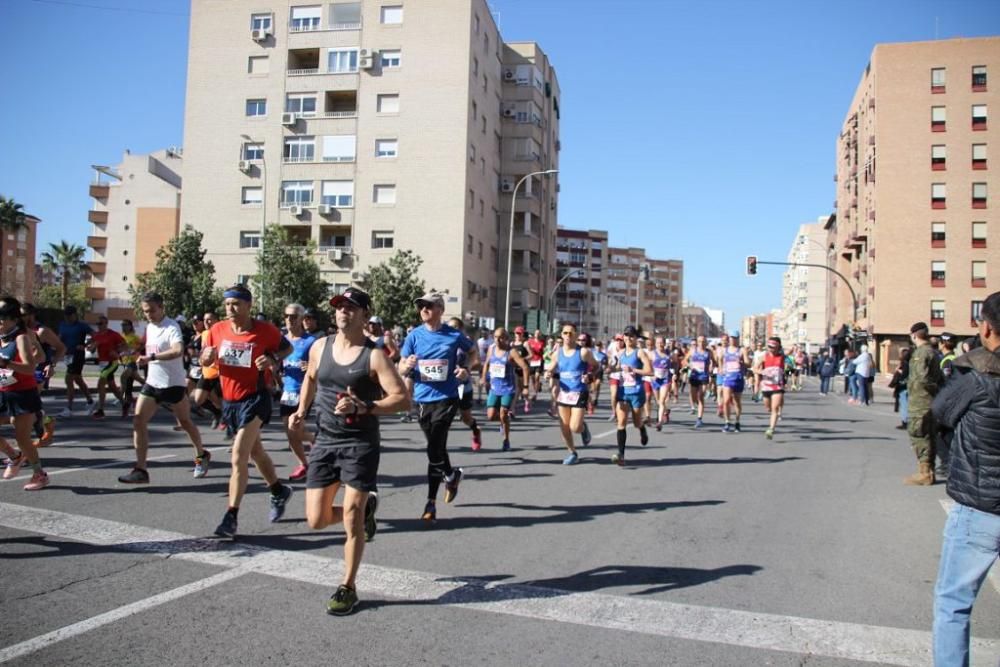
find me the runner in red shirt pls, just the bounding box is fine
[201,284,293,539]
[526,330,546,411]
[88,315,126,419]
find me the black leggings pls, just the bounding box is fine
[418,399,458,499]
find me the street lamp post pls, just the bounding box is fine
[547,267,581,331]
[240,134,267,307]
[504,168,558,329]
[634,262,650,328]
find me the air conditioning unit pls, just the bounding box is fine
[238,160,252,173]
[502,107,515,118]
[360,56,375,69]
[328,249,345,261]
[319,204,334,215]
[251,28,269,42]
[503,69,514,80]
[281,112,297,126]
[288,204,304,216]
[501,181,514,193]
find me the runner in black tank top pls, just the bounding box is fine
[292,286,409,616]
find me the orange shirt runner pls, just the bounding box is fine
[204,320,283,401]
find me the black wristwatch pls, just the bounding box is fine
[150,353,157,362]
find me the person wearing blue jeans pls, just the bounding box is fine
[930,290,1000,666]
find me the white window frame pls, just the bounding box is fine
[240,231,262,249]
[289,5,322,32]
[973,182,988,199]
[248,56,269,75]
[380,5,403,24]
[243,143,264,161]
[372,230,395,249]
[375,138,398,158]
[973,144,987,161]
[380,49,401,68]
[321,134,356,162]
[972,104,988,121]
[241,187,263,205]
[284,136,316,163]
[328,48,359,73]
[281,180,314,206]
[931,300,946,320]
[931,144,946,159]
[377,93,399,113]
[972,221,987,242]
[932,183,947,199]
[931,67,946,86]
[331,2,362,29]
[250,13,273,31]
[285,93,318,116]
[373,184,396,205]
[932,106,946,122]
[321,180,354,207]
[245,98,267,117]
[972,261,987,280]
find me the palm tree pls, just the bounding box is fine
[0,196,29,295]
[40,241,90,309]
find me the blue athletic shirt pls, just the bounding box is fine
[617,349,643,395]
[651,350,671,384]
[689,350,711,382]
[593,350,607,368]
[281,333,316,394]
[58,320,93,351]
[401,324,473,403]
[557,346,588,393]
[487,347,516,396]
[722,348,743,382]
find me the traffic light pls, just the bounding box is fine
[746,255,758,276]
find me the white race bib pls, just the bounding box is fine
[188,366,204,380]
[219,340,253,368]
[557,389,580,405]
[0,369,16,387]
[418,359,449,382]
[280,391,299,407]
[725,360,741,374]
[622,371,637,388]
[489,362,507,379]
[654,367,667,379]
[529,359,542,368]
[691,360,706,373]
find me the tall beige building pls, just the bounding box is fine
[605,247,684,336]
[87,149,183,320]
[2,214,39,303]
[181,0,559,324]
[778,219,831,351]
[553,227,627,336]
[832,37,998,369]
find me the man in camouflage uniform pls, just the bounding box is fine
[905,321,944,485]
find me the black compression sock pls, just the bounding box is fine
[617,429,626,457]
[269,482,284,496]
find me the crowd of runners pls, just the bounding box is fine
[0,286,819,615]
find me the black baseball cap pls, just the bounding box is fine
[303,308,319,319]
[330,287,372,310]
[63,305,78,315]
[623,325,639,337]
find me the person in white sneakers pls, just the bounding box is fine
[118,292,210,484]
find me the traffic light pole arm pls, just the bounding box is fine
[756,261,859,326]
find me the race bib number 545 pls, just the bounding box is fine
[418,359,449,382]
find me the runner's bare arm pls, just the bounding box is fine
[636,350,653,376]
[366,346,410,415]
[511,348,531,390]
[39,328,66,364]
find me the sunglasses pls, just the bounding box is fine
[284,314,298,320]
[418,303,435,311]
[561,331,574,335]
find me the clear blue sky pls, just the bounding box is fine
[2,0,998,326]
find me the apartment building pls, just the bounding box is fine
[605,246,684,336]
[680,303,722,339]
[181,0,560,325]
[87,149,183,319]
[2,213,39,302]
[778,219,831,352]
[831,37,998,370]
[553,227,625,336]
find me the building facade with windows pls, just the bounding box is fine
[86,149,183,320]
[831,37,998,371]
[604,246,683,337]
[181,0,560,325]
[2,214,39,303]
[778,219,831,352]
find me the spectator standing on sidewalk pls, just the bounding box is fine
[818,351,836,395]
[889,347,910,430]
[853,345,873,405]
[930,291,1000,666]
[904,322,944,486]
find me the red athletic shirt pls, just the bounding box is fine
[91,329,125,363]
[526,339,545,364]
[0,332,37,392]
[204,320,283,401]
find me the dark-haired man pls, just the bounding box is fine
[56,305,93,417]
[201,285,293,538]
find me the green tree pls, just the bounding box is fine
[40,241,90,309]
[130,228,221,318]
[35,283,91,316]
[359,250,428,328]
[251,225,329,321]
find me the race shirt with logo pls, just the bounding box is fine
[0,330,36,392]
[689,350,711,382]
[280,333,316,406]
[617,349,643,395]
[761,353,786,392]
[401,324,473,403]
[205,320,283,401]
[526,339,545,371]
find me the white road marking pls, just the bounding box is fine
[0,567,249,663]
[938,499,1000,595]
[7,445,231,483]
[1,502,998,666]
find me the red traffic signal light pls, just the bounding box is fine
[746,256,758,276]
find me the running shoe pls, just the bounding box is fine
[443,468,463,504]
[734,422,742,433]
[56,407,72,419]
[118,467,150,484]
[501,439,511,452]
[640,427,649,446]
[721,423,732,433]
[547,406,557,419]
[214,510,238,538]
[562,452,578,465]
[587,404,594,416]
[523,399,531,415]
[193,450,212,479]
[3,453,25,480]
[765,428,774,440]
[210,415,221,430]
[606,414,616,422]
[689,407,696,415]
[38,416,56,446]
[611,453,624,467]
[665,409,671,424]
[268,484,294,522]
[288,464,307,481]
[421,501,436,523]
[23,470,49,491]
[656,420,663,433]
[694,418,704,429]
[471,427,482,452]
[399,414,412,423]
[326,585,359,616]
[364,491,378,542]
[581,422,592,447]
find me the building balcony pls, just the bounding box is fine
[89,184,109,199]
[85,286,106,300]
[87,210,108,224]
[88,261,106,275]
[87,235,107,249]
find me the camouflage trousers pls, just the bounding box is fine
[907,409,936,464]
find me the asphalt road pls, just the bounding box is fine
[1,378,998,666]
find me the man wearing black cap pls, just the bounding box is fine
[398,292,477,523]
[293,286,409,615]
[303,308,325,338]
[56,305,94,417]
[904,321,944,485]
